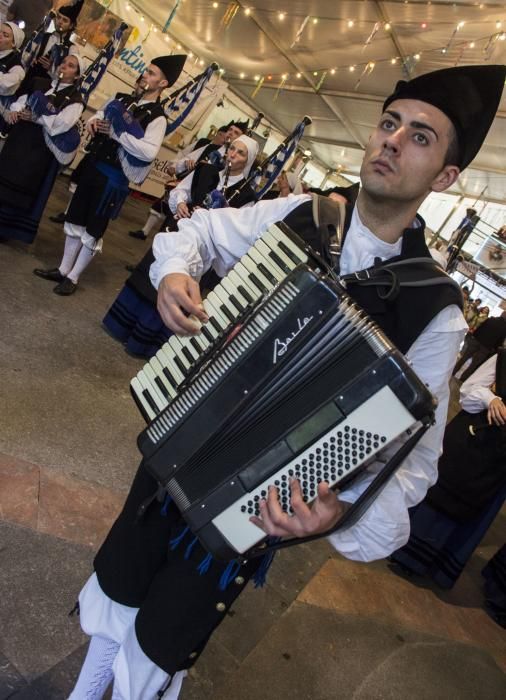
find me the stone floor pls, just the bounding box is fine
[0,176,504,699]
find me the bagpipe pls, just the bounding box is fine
[196,112,266,211]
[103,62,220,184]
[227,115,312,205]
[21,10,57,71]
[26,23,129,166]
[163,63,219,136]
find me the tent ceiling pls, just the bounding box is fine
[133,0,505,201]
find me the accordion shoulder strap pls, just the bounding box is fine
[311,194,346,269]
[340,256,463,302]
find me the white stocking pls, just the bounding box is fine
[67,244,97,283]
[68,635,120,699]
[59,236,83,277]
[110,623,186,700]
[143,211,164,237]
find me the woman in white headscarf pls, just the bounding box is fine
[169,133,259,218]
[0,22,25,98]
[101,136,260,359]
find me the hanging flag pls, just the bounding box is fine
[354,62,375,90]
[273,75,288,101]
[237,116,312,202]
[163,63,219,135]
[315,70,327,92]
[79,22,129,101]
[220,2,240,32]
[163,0,183,33]
[251,76,264,98]
[363,21,382,51]
[290,16,310,48]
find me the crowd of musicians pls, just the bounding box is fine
[1,3,505,698]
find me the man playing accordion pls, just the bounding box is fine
[69,65,505,700]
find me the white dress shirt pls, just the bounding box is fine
[91,97,167,162]
[10,80,84,135]
[150,195,467,561]
[460,354,498,412]
[0,50,25,96]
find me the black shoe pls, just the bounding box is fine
[49,212,66,224]
[53,277,77,296]
[128,230,147,240]
[33,267,65,282]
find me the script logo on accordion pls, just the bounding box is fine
[273,315,314,365]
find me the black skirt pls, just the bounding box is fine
[0,121,54,209]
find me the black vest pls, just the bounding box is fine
[283,200,463,354]
[46,83,84,110]
[89,93,166,167]
[0,50,22,74]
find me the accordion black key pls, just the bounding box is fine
[132,223,435,560]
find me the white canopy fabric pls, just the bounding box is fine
[129,0,506,204]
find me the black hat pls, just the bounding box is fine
[151,55,187,86]
[233,119,249,133]
[58,0,84,24]
[383,65,506,170]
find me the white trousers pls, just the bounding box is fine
[71,573,187,700]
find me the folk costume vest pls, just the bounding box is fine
[283,198,463,354]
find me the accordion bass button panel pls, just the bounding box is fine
[211,385,417,555]
[130,223,311,423]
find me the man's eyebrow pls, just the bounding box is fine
[383,109,439,140]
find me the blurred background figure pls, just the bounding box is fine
[7,0,52,39]
[390,349,506,590]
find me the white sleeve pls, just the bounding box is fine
[327,304,467,562]
[168,172,193,213]
[0,65,25,96]
[116,115,166,161]
[459,354,498,412]
[36,101,84,135]
[8,93,27,112]
[87,97,112,124]
[150,194,311,288]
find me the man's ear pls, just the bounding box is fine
[160,79,169,90]
[431,164,460,193]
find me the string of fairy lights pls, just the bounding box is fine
[102,0,505,97]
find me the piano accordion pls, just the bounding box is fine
[132,222,435,560]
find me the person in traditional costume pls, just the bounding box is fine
[68,65,505,700]
[16,0,83,96]
[127,124,232,242]
[102,134,259,358]
[33,54,187,296]
[49,74,147,226]
[0,52,84,244]
[390,348,506,589]
[0,22,25,100]
[0,21,26,137]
